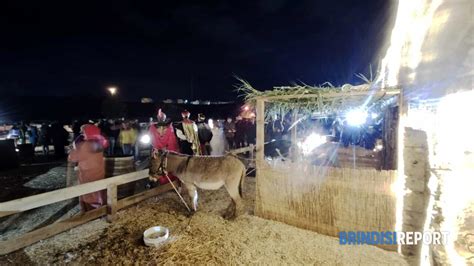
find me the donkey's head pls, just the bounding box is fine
[149,149,168,181]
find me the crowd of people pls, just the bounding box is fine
[148,109,256,158]
[1,109,258,211]
[7,122,70,158]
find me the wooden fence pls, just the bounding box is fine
[0,169,177,255]
[0,146,255,255]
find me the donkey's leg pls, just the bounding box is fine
[183,182,198,212]
[224,176,243,219]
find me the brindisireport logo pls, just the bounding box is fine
[339,231,449,245]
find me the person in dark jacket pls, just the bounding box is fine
[28,125,39,148]
[108,120,121,156]
[39,124,51,155]
[50,122,69,158]
[196,113,213,155]
[234,116,246,148]
[224,117,236,150]
[246,117,256,145]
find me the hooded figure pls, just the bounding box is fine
[148,109,179,184]
[175,110,200,155]
[68,124,108,212]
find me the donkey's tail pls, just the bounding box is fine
[239,167,246,198]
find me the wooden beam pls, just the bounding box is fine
[117,181,176,210]
[106,184,117,223]
[0,206,107,255]
[229,145,255,155]
[0,182,176,255]
[254,90,400,102]
[290,110,298,160]
[256,99,265,169]
[0,169,149,218]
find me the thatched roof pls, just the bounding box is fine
[236,78,400,119]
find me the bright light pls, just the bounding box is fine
[107,87,117,96]
[435,91,474,266]
[378,0,444,87]
[297,133,326,155]
[346,109,368,126]
[243,105,249,111]
[208,119,214,129]
[140,134,151,145]
[371,113,378,119]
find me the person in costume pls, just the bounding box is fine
[68,124,108,212]
[148,109,179,184]
[175,110,200,155]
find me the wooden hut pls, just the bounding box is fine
[239,80,402,251]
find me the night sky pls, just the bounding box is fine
[0,0,393,101]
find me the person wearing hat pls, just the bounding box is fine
[175,110,200,155]
[196,113,213,155]
[149,109,179,152]
[68,124,108,212]
[148,109,179,185]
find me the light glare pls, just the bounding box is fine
[346,109,368,126]
[298,133,326,155]
[140,134,151,144]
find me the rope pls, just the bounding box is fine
[164,173,192,213]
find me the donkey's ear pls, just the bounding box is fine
[152,149,159,159]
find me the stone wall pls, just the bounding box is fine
[401,127,431,261]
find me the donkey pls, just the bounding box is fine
[149,150,246,218]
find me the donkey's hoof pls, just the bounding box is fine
[185,211,196,218]
[222,210,236,220]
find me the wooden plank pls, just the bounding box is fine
[106,184,117,223]
[0,206,107,255]
[0,169,149,218]
[117,181,176,210]
[256,99,265,169]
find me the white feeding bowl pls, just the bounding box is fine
[143,226,169,247]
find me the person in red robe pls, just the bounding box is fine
[148,109,179,184]
[68,124,108,212]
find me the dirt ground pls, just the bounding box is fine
[1,178,407,265]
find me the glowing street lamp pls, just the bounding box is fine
[107,86,117,96]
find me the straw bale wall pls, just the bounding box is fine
[255,162,398,250]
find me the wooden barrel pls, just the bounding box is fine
[0,139,19,170]
[105,156,135,177]
[105,156,137,198]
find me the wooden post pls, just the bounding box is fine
[250,144,255,168]
[66,162,75,187]
[290,110,298,160]
[107,184,117,222]
[256,99,265,169]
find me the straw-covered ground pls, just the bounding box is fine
[2,178,407,265]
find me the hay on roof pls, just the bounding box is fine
[236,78,400,119]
